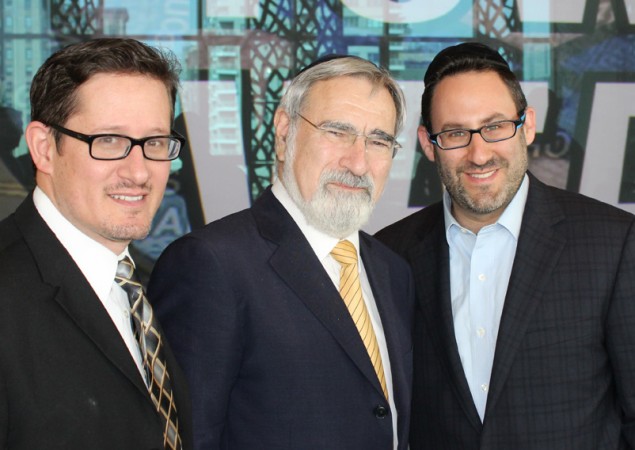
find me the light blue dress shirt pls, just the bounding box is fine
[443,175,529,421]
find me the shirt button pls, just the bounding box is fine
[481,384,489,392]
[476,327,486,338]
[478,273,486,281]
[123,310,130,319]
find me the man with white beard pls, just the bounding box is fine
[148,55,414,450]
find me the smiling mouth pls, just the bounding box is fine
[468,170,497,179]
[111,194,144,201]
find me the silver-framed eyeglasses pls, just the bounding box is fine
[297,113,402,159]
[428,111,526,151]
[48,123,185,161]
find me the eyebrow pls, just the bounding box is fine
[439,113,512,131]
[320,120,396,140]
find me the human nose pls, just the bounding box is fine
[340,134,370,175]
[118,144,151,184]
[465,130,494,166]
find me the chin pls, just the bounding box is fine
[105,223,152,243]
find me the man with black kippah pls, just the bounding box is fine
[150,55,414,450]
[376,42,635,449]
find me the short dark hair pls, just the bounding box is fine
[420,42,527,131]
[30,38,181,132]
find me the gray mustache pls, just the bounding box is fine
[321,171,374,191]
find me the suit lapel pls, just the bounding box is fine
[407,204,483,431]
[254,189,387,398]
[485,175,567,417]
[15,196,150,398]
[361,233,413,427]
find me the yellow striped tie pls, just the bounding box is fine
[331,240,388,399]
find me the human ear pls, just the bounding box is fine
[273,108,292,162]
[25,121,56,175]
[418,125,436,162]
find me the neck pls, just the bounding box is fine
[452,205,504,234]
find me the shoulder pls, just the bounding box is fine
[374,202,444,256]
[0,212,39,279]
[152,204,274,276]
[0,212,21,253]
[0,213,52,317]
[360,231,413,290]
[528,175,634,229]
[174,207,258,248]
[377,202,444,238]
[361,231,409,267]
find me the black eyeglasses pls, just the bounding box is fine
[48,123,185,161]
[428,111,526,150]
[297,114,402,159]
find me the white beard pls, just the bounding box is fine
[281,141,376,238]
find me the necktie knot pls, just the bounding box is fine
[115,256,144,313]
[331,240,358,266]
[116,256,135,278]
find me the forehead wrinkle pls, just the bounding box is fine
[438,112,514,132]
[78,125,170,137]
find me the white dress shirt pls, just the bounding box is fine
[272,180,399,449]
[33,187,146,381]
[444,174,529,420]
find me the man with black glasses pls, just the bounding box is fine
[377,42,635,449]
[0,38,192,449]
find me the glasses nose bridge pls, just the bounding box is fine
[346,131,367,150]
[126,137,148,158]
[469,127,489,145]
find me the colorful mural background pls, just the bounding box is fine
[1,0,633,275]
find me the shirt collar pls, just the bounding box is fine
[443,173,529,239]
[33,186,131,302]
[271,180,361,260]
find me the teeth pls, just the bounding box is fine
[471,171,495,179]
[111,194,143,201]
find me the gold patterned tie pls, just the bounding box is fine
[115,257,182,450]
[331,240,388,399]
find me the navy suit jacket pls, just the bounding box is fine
[0,194,193,449]
[376,173,635,450]
[149,187,414,449]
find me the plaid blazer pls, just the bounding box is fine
[376,172,635,450]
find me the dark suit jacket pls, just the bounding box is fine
[148,187,414,450]
[375,173,635,450]
[0,195,192,450]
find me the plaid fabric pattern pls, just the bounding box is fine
[116,257,182,450]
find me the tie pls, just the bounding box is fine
[115,257,182,450]
[331,240,388,399]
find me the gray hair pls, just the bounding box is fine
[279,56,406,136]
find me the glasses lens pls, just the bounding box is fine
[91,135,131,160]
[320,127,354,147]
[437,130,470,149]
[144,137,181,161]
[365,136,395,158]
[481,121,516,142]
